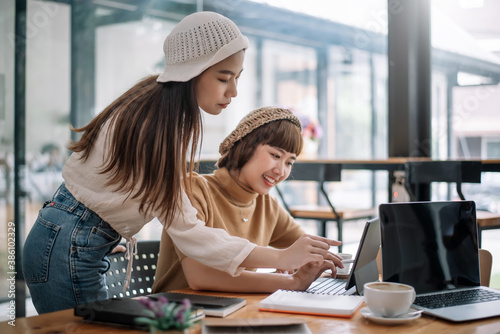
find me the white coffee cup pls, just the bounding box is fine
[364,282,416,318]
[337,253,353,275]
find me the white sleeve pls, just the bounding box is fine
[165,189,256,276]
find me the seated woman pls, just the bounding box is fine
[152,107,343,293]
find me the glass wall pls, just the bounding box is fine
[261,40,318,156]
[431,0,500,210]
[0,0,15,309]
[431,0,500,162]
[328,47,388,210]
[430,0,500,289]
[24,0,70,231]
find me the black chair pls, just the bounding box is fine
[105,240,160,298]
[275,162,376,252]
[197,160,218,174]
[404,160,500,247]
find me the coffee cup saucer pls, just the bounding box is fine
[360,307,422,325]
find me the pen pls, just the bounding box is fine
[341,259,354,264]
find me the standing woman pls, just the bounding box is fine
[23,11,340,314]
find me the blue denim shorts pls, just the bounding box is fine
[23,183,122,314]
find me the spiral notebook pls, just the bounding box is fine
[258,290,363,317]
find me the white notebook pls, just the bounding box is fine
[258,289,364,318]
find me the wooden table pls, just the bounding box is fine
[3,289,500,334]
[481,159,500,172]
[200,158,500,172]
[199,158,499,195]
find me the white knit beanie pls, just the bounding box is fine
[157,11,249,83]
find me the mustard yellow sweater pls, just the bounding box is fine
[152,168,304,292]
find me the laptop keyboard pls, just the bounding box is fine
[414,288,500,309]
[306,278,349,295]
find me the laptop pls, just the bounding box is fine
[306,218,381,296]
[74,292,246,327]
[379,200,500,322]
[74,296,204,329]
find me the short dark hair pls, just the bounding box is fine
[218,119,303,172]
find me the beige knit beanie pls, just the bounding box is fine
[157,11,249,83]
[219,106,303,156]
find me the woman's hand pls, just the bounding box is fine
[291,259,337,291]
[277,234,344,272]
[111,245,126,253]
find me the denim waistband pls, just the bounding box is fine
[46,183,97,218]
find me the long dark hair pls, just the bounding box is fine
[68,75,202,226]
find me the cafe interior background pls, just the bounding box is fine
[1,0,500,318]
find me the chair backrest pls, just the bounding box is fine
[197,160,218,174]
[404,160,482,200]
[479,248,493,287]
[289,162,342,182]
[105,240,160,298]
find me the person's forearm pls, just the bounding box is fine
[184,258,297,293]
[239,246,281,268]
[239,234,342,271]
[192,271,296,293]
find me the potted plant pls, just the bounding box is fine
[135,296,194,333]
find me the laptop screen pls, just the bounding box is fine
[345,218,380,295]
[379,201,480,294]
